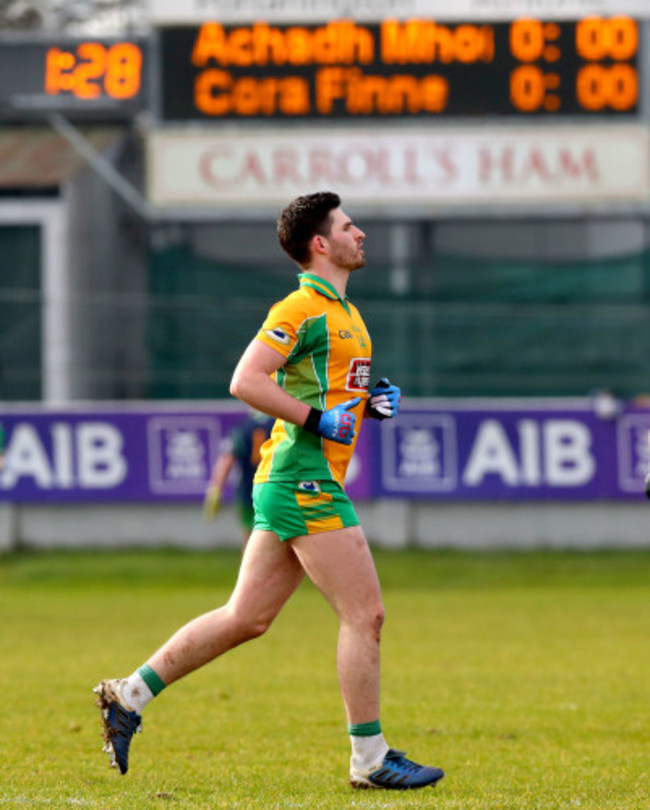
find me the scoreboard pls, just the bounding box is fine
[0,18,641,123]
[158,16,641,121]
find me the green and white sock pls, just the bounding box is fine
[118,664,166,713]
[348,720,389,771]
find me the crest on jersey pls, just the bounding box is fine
[298,481,321,492]
[264,327,291,346]
[346,358,371,392]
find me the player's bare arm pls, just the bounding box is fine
[230,339,311,427]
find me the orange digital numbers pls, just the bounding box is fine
[160,18,641,121]
[509,65,561,112]
[575,16,637,60]
[508,15,638,115]
[575,17,638,112]
[104,43,143,99]
[44,42,142,100]
[510,20,545,62]
[576,63,638,110]
[510,65,546,111]
[510,19,562,63]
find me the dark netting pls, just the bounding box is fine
[146,242,650,399]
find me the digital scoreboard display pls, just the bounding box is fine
[159,17,640,121]
[0,37,147,120]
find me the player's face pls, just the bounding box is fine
[324,208,366,271]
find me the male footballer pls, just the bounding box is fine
[94,191,444,791]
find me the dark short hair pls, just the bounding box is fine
[277,191,341,266]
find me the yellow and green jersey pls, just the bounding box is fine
[254,272,372,487]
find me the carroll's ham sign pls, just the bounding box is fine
[0,400,649,502]
[147,127,649,209]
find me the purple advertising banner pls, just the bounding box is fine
[0,403,373,503]
[0,400,648,502]
[376,400,650,500]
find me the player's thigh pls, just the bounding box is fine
[290,525,383,621]
[228,528,304,622]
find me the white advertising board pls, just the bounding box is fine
[147,126,650,211]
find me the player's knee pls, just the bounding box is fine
[351,601,385,639]
[372,604,386,638]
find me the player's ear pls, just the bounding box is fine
[312,234,327,255]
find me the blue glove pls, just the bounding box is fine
[304,397,361,445]
[366,377,401,420]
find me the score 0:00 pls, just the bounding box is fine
[510,63,638,112]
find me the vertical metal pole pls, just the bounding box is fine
[41,203,74,403]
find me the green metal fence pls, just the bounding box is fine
[146,246,650,400]
[5,232,649,402]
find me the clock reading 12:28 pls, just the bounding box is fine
[44,41,143,100]
[0,37,147,119]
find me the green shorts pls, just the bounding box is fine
[252,480,360,542]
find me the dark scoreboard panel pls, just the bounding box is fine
[159,17,640,121]
[0,38,147,120]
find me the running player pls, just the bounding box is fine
[93,191,444,791]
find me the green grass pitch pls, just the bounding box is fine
[1,547,650,809]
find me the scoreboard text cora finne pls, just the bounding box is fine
[159,16,640,120]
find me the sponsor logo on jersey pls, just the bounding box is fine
[339,330,353,339]
[346,358,371,392]
[264,327,291,346]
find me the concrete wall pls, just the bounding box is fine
[1,500,649,552]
